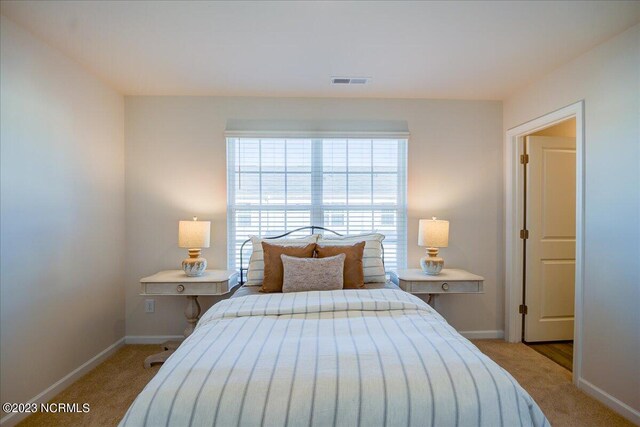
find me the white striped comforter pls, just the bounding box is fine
[121,289,548,427]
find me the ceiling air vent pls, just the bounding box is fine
[331,77,370,85]
[349,78,368,84]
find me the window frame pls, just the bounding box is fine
[226,133,408,273]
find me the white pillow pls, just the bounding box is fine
[245,234,320,286]
[317,233,386,283]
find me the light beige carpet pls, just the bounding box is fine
[473,340,633,427]
[16,341,633,426]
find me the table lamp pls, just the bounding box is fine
[418,217,449,275]
[178,216,211,276]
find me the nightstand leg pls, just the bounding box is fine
[427,294,437,309]
[143,350,174,369]
[144,295,201,368]
[184,295,201,338]
[143,296,201,369]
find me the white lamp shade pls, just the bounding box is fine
[178,220,211,248]
[418,218,449,247]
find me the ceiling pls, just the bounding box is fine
[2,1,639,99]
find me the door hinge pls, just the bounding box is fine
[520,229,529,239]
[520,154,529,164]
[519,304,528,315]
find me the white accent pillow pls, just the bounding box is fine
[281,253,345,293]
[317,233,386,283]
[245,234,320,285]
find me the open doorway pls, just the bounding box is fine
[521,118,576,371]
[504,100,585,385]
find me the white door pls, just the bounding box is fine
[524,136,576,342]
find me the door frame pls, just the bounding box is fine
[504,100,584,385]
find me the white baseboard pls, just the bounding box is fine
[0,338,125,427]
[578,378,640,425]
[124,335,183,344]
[459,330,505,339]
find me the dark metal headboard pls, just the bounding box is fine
[238,225,384,285]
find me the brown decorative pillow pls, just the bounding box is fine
[315,241,365,289]
[281,253,346,293]
[260,241,316,293]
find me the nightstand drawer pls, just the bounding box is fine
[140,270,238,296]
[400,280,482,294]
[143,281,229,295]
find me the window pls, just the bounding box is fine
[227,137,407,272]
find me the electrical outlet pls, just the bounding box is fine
[145,299,155,313]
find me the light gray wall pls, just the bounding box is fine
[0,16,125,407]
[504,24,640,416]
[125,97,503,336]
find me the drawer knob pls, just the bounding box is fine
[441,282,449,291]
[176,284,185,293]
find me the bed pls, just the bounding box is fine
[121,228,547,427]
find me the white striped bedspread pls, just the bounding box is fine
[121,289,548,427]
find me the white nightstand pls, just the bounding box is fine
[390,268,484,305]
[140,269,238,367]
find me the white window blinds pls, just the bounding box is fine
[227,137,407,273]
